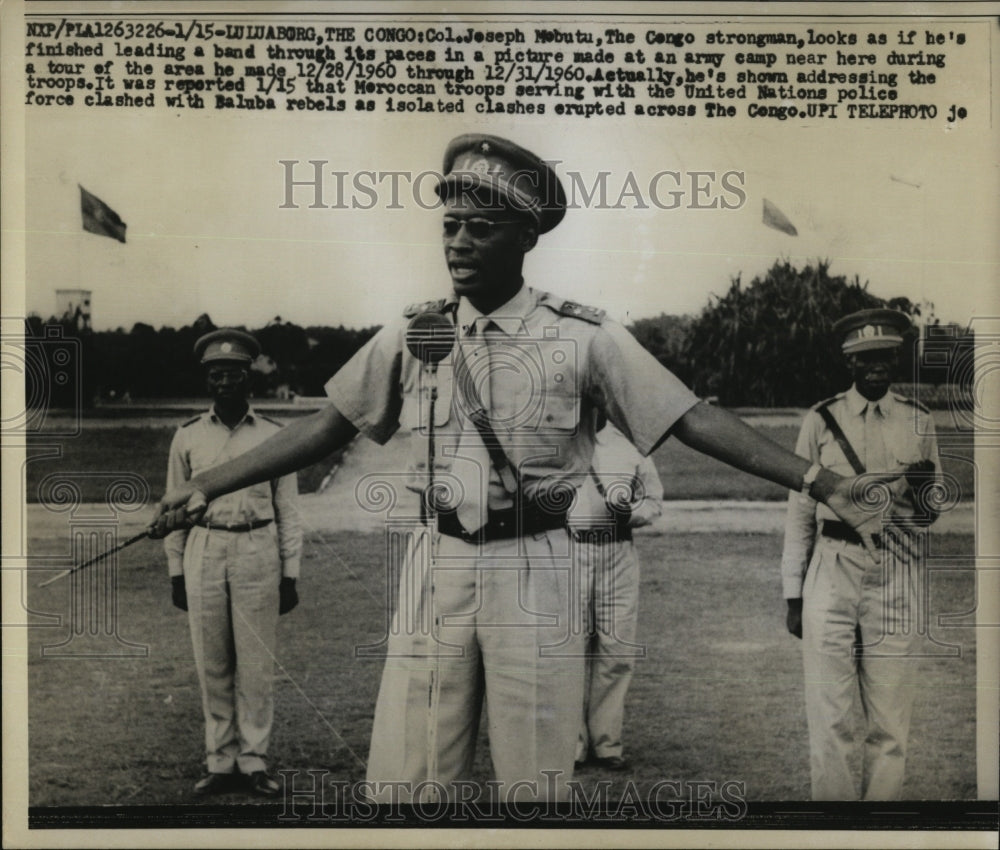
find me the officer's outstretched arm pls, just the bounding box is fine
[671,401,893,561]
[150,404,358,538]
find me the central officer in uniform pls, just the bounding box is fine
[152,134,899,803]
[328,135,702,801]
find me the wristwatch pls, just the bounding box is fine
[801,463,822,496]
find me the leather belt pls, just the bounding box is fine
[573,526,633,544]
[194,518,273,533]
[437,505,567,544]
[821,520,863,547]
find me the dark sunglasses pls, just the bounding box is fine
[207,367,248,383]
[442,217,519,239]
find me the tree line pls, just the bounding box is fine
[31,260,971,410]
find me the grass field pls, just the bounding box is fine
[24,419,976,504]
[24,425,342,503]
[26,527,976,807]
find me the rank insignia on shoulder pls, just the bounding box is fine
[559,300,605,324]
[403,297,455,318]
[181,415,201,428]
[537,291,606,324]
[259,415,285,427]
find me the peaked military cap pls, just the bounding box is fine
[436,134,567,233]
[194,328,260,364]
[833,308,910,354]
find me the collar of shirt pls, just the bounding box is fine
[208,404,257,428]
[845,385,894,418]
[456,282,534,337]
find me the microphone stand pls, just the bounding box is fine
[423,356,442,805]
[405,311,455,805]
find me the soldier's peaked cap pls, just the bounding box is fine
[194,328,260,365]
[436,134,567,233]
[833,308,910,354]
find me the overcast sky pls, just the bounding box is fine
[24,80,998,333]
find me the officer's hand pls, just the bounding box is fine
[149,485,208,539]
[171,575,188,611]
[785,597,803,639]
[821,472,904,563]
[279,577,298,615]
[824,473,929,564]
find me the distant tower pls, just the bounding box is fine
[55,289,92,332]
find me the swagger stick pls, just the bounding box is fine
[38,506,203,589]
[38,529,151,588]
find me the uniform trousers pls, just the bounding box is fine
[366,526,588,803]
[802,535,922,800]
[576,538,642,762]
[183,525,281,775]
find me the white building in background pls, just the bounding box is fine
[55,289,91,332]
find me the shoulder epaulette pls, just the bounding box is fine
[403,297,457,318]
[811,393,844,413]
[536,291,606,325]
[181,415,201,428]
[258,414,285,428]
[894,393,931,414]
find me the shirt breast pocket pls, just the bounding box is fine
[247,483,276,517]
[538,391,580,435]
[817,431,856,476]
[187,442,219,478]
[885,419,923,467]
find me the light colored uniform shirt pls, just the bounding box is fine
[781,386,939,599]
[164,406,303,578]
[325,285,700,508]
[569,423,664,528]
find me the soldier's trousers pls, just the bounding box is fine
[183,525,280,775]
[802,536,922,800]
[576,539,642,762]
[366,527,588,803]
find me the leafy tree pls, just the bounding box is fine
[627,313,694,384]
[683,260,921,406]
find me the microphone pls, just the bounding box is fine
[406,311,456,366]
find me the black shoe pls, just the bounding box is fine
[574,758,589,771]
[193,772,234,796]
[593,755,629,771]
[248,770,280,798]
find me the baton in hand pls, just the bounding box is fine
[37,507,201,589]
[38,528,151,588]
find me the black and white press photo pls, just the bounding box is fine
[2,1,998,848]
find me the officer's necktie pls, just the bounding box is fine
[864,402,889,473]
[454,319,494,534]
